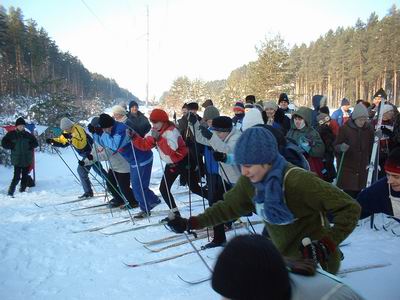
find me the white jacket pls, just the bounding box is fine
[190,121,241,184]
[84,144,130,173]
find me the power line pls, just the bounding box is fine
[80,0,107,30]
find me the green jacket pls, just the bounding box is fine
[195,164,361,274]
[287,107,325,158]
[1,129,38,167]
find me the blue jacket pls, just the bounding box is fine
[99,121,152,166]
[331,108,351,127]
[357,177,395,219]
[204,145,219,175]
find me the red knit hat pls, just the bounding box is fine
[150,108,169,123]
[384,148,400,174]
[233,101,245,113]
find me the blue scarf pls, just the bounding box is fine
[253,154,295,225]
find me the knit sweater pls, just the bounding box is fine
[194,164,361,274]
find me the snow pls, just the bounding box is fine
[1,149,400,300]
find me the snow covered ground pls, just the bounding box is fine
[1,149,400,300]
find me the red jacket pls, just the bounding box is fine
[133,123,188,164]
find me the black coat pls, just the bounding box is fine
[1,129,38,167]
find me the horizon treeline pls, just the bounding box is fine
[161,5,400,113]
[0,6,139,117]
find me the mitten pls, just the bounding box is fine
[213,151,227,162]
[300,237,336,265]
[199,126,212,140]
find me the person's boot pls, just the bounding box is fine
[134,210,151,219]
[201,239,226,250]
[8,184,16,197]
[78,192,93,199]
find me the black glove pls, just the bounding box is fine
[62,133,72,139]
[187,113,198,125]
[78,160,85,166]
[213,151,227,162]
[87,154,93,161]
[167,215,190,233]
[88,124,95,134]
[300,237,335,265]
[46,138,53,145]
[199,125,212,140]
[381,126,393,137]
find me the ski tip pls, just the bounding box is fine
[34,202,42,208]
[123,262,138,268]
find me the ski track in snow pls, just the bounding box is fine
[0,150,400,299]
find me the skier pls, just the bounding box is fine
[46,117,107,199]
[334,103,374,198]
[278,93,294,115]
[331,98,351,127]
[232,101,245,130]
[167,127,361,274]
[212,234,364,300]
[262,100,291,134]
[131,108,203,218]
[311,94,327,128]
[2,117,38,196]
[83,117,138,209]
[97,113,160,218]
[189,112,242,248]
[357,147,400,220]
[286,107,325,178]
[316,113,337,183]
[126,101,152,138]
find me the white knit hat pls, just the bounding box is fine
[242,108,264,131]
[60,117,74,131]
[111,105,127,116]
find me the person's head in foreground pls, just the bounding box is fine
[212,234,291,300]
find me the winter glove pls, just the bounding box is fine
[62,133,72,139]
[300,237,336,266]
[187,113,198,125]
[213,151,227,163]
[199,125,213,140]
[284,257,317,276]
[151,129,161,141]
[126,128,137,138]
[46,138,54,145]
[78,160,85,166]
[381,126,393,138]
[166,213,200,233]
[87,154,93,161]
[88,124,95,134]
[339,143,350,152]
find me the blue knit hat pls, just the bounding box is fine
[234,127,278,165]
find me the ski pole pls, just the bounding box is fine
[183,232,213,274]
[335,151,346,186]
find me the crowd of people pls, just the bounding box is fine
[3,88,400,298]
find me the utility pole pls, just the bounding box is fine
[146,5,149,108]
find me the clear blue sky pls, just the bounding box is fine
[3,0,399,100]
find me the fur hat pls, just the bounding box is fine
[98,113,115,128]
[278,93,289,104]
[233,101,245,113]
[60,117,74,131]
[149,108,169,123]
[234,127,278,165]
[15,117,26,126]
[242,108,264,131]
[203,106,220,121]
[201,99,213,108]
[187,102,199,111]
[112,105,127,116]
[211,116,232,132]
[264,100,278,111]
[351,103,369,120]
[341,98,350,106]
[212,234,291,300]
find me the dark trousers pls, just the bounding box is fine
[107,170,137,206]
[8,166,30,195]
[206,173,229,243]
[159,158,203,209]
